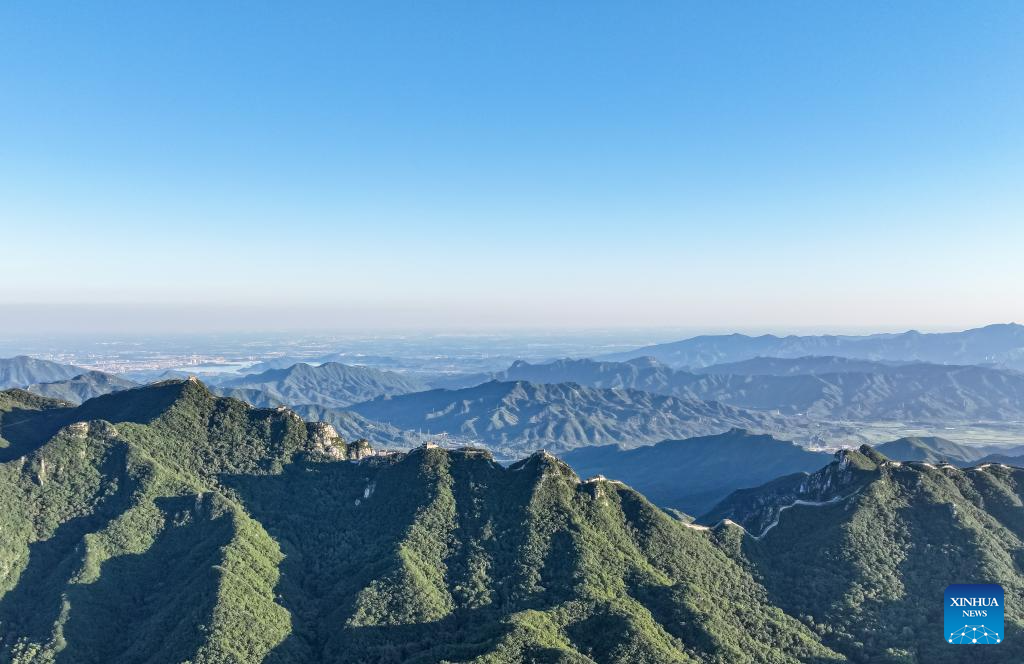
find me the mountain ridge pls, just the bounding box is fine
[0,356,87,390]
[217,361,429,409]
[700,445,1024,661]
[0,381,845,662]
[602,323,1024,370]
[561,429,833,515]
[2,380,1024,660]
[349,379,796,455]
[25,371,139,404]
[466,356,1024,422]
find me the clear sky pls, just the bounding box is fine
[1,2,1022,334]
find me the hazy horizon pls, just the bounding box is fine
[3,3,1022,333]
[0,303,1021,338]
[0,304,1019,343]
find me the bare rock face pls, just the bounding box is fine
[64,420,120,440]
[345,439,374,460]
[306,422,346,460]
[305,424,375,461]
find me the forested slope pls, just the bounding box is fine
[1,380,1022,662]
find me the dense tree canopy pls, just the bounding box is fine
[0,380,1021,662]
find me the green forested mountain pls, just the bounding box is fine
[560,430,833,515]
[701,447,1024,662]
[0,389,72,415]
[561,431,1024,516]
[2,380,1023,663]
[0,380,840,663]
[204,389,423,448]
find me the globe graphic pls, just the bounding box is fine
[948,625,1001,644]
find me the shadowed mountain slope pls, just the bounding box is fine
[561,429,833,515]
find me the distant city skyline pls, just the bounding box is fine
[2,2,1022,333]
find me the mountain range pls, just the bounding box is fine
[693,355,914,376]
[25,371,139,404]
[2,380,1023,661]
[460,356,1024,422]
[873,435,1024,467]
[217,362,429,409]
[349,380,793,455]
[603,322,1024,370]
[23,353,1024,427]
[0,356,87,389]
[242,353,408,375]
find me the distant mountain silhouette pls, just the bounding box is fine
[602,323,1024,369]
[242,353,405,374]
[874,435,1024,466]
[456,356,1024,422]
[218,362,428,409]
[0,356,86,389]
[694,355,912,375]
[26,371,139,404]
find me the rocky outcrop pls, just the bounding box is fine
[345,439,374,460]
[306,422,347,460]
[305,423,376,461]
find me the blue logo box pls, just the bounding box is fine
[945,584,1004,644]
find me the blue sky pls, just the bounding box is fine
[1,2,1022,333]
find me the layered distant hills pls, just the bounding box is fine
[7,347,1024,454]
[603,322,1024,370]
[0,356,86,389]
[456,355,1024,422]
[693,355,913,375]
[25,371,139,404]
[216,361,429,409]
[0,359,803,452]
[0,357,139,405]
[242,352,408,374]
[3,381,1024,662]
[873,435,1024,467]
[349,380,792,454]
